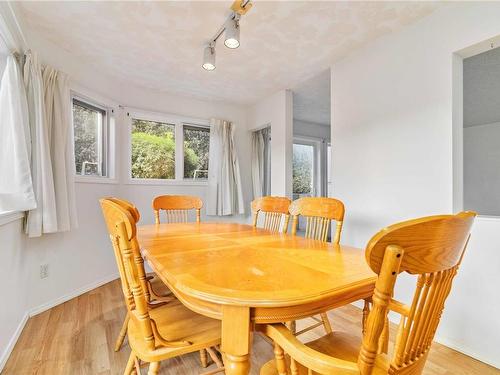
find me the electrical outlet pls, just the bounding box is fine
[40,264,49,279]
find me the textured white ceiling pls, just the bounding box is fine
[18,1,439,104]
[293,69,330,125]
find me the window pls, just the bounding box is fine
[131,118,176,179]
[183,125,210,180]
[293,142,315,200]
[72,97,108,177]
[128,111,210,183]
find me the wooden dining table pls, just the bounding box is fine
[137,222,376,375]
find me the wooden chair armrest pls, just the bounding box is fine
[259,324,359,375]
[388,299,410,316]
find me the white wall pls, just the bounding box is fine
[247,89,293,197]
[0,9,251,370]
[464,122,500,216]
[331,2,500,368]
[0,217,29,370]
[293,119,330,140]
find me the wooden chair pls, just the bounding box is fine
[101,197,175,352]
[288,197,345,336]
[289,197,345,243]
[251,196,291,233]
[259,211,476,375]
[100,198,224,375]
[152,195,203,224]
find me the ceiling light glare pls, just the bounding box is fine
[224,18,240,49]
[202,44,216,71]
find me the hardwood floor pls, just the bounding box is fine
[3,279,499,375]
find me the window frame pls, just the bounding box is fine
[126,109,210,186]
[292,135,325,199]
[71,93,112,181]
[182,123,210,181]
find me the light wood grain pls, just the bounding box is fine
[152,195,203,224]
[138,222,376,374]
[251,196,291,233]
[100,198,223,374]
[4,280,498,375]
[260,212,478,375]
[289,197,345,244]
[288,197,346,336]
[100,197,175,352]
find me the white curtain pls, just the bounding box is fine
[207,118,245,216]
[23,51,77,237]
[0,55,36,211]
[251,130,265,198]
[251,126,270,198]
[42,66,77,232]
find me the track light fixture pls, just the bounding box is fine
[202,43,216,71]
[224,16,240,49]
[202,0,252,71]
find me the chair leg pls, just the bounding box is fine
[134,357,142,374]
[148,362,160,375]
[200,348,209,368]
[320,313,332,333]
[274,342,288,375]
[124,352,136,375]
[115,313,130,351]
[207,347,224,368]
[286,321,296,334]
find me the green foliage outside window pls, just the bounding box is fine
[293,144,313,194]
[73,101,102,176]
[184,126,209,179]
[130,119,206,180]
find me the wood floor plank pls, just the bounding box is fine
[3,279,498,374]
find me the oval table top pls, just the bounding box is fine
[138,222,376,308]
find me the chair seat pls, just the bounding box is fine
[148,272,172,297]
[260,331,390,375]
[128,301,221,363]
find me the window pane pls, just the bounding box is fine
[293,143,314,199]
[183,126,210,179]
[131,119,175,179]
[73,99,105,176]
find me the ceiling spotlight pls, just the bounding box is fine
[202,44,216,71]
[202,1,252,71]
[224,17,240,49]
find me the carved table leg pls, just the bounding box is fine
[222,305,252,375]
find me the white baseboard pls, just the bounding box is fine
[0,312,29,373]
[29,273,119,317]
[0,273,119,373]
[434,336,500,370]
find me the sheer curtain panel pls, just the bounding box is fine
[22,51,77,237]
[42,66,77,232]
[251,127,270,198]
[0,54,36,211]
[207,118,245,216]
[251,130,264,198]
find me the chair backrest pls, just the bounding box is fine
[152,195,203,224]
[358,212,476,375]
[100,197,153,307]
[251,196,291,233]
[289,197,345,243]
[100,198,158,351]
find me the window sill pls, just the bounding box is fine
[74,176,119,185]
[0,211,24,226]
[125,179,209,187]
